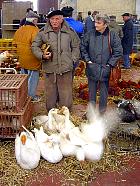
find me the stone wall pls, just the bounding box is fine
[77,0,136,22]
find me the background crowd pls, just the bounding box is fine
[13,7,139,115]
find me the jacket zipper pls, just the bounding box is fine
[99,34,104,80]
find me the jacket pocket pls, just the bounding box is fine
[101,65,111,81]
[86,63,101,81]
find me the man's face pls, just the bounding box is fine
[95,19,107,33]
[122,16,129,22]
[49,15,64,29]
[33,18,38,25]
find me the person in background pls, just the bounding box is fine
[121,13,133,69]
[31,10,80,111]
[76,12,83,22]
[131,14,140,52]
[38,14,46,29]
[20,7,33,26]
[84,11,94,33]
[109,15,123,39]
[14,11,41,102]
[61,6,84,76]
[81,14,122,115]
[61,6,84,38]
[84,10,99,33]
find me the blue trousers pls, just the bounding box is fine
[21,68,39,98]
[123,54,131,68]
[88,78,109,113]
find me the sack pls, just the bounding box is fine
[109,61,121,87]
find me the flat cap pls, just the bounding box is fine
[26,10,40,18]
[109,15,116,19]
[47,10,64,18]
[122,13,130,16]
[61,6,74,17]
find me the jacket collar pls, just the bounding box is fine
[95,26,109,36]
[25,21,37,27]
[124,18,132,23]
[43,20,72,34]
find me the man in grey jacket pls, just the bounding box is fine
[81,14,122,114]
[32,10,80,111]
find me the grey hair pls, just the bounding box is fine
[95,14,110,24]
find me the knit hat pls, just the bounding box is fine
[26,10,40,19]
[47,10,64,18]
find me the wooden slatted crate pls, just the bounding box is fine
[0,74,28,112]
[0,97,33,138]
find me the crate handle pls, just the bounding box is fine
[0,68,17,74]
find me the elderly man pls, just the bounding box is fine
[121,13,133,69]
[81,14,122,114]
[32,10,80,111]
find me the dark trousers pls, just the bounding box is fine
[44,71,73,111]
[88,78,109,113]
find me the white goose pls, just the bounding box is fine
[82,142,104,161]
[32,115,49,126]
[80,103,106,143]
[47,108,59,131]
[59,106,75,133]
[59,131,79,157]
[68,127,89,146]
[15,126,40,170]
[33,126,63,163]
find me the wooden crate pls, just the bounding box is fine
[0,39,17,51]
[0,74,28,112]
[0,97,33,138]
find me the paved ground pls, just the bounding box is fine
[31,66,140,186]
[25,158,140,186]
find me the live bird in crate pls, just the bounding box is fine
[0,51,13,62]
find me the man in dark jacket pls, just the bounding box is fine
[84,11,99,33]
[81,14,122,114]
[121,13,133,69]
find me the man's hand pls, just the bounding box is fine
[42,52,52,60]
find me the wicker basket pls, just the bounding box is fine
[0,74,28,112]
[0,97,33,138]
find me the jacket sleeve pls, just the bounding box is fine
[70,30,81,64]
[80,32,91,62]
[108,31,123,67]
[31,28,39,43]
[31,31,44,61]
